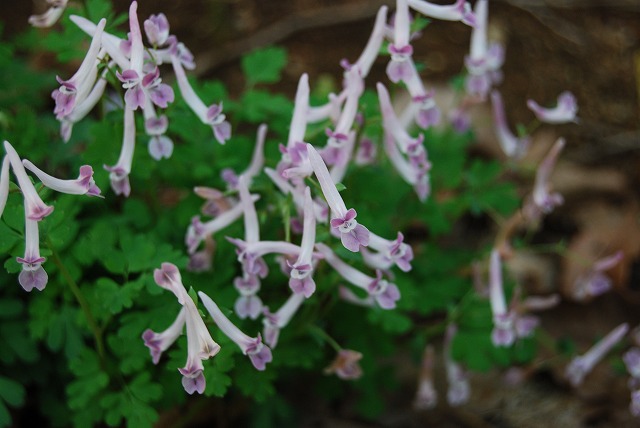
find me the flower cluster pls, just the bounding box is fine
[55,1,230,196]
[1,141,101,291]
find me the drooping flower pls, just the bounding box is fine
[233,274,263,320]
[380,128,431,202]
[198,291,273,370]
[226,238,302,279]
[185,194,259,254]
[142,307,186,364]
[29,0,69,28]
[413,344,437,410]
[3,141,53,221]
[307,144,370,252]
[490,90,530,159]
[324,349,363,380]
[262,292,305,348]
[444,324,470,405]
[17,211,48,292]
[386,0,414,84]
[316,243,400,309]
[104,106,136,197]
[522,138,565,223]
[22,161,102,197]
[527,91,578,124]
[408,0,475,26]
[51,18,106,120]
[59,71,108,143]
[171,55,231,144]
[152,263,220,394]
[363,231,414,272]
[489,249,515,347]
[565,322,629,387]
[463,0,503,99]
[287,187,317,298]
[338,285,376,308]
[571,251,623,301]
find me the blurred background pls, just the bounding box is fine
[4,0,640,426]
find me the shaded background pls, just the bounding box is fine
[6,0,640,426]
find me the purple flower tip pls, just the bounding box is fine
[18,265,48,292]
[181,371,206,395]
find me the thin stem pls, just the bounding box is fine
[309,324,342,352]
[46,237,106,363]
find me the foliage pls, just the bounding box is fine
[0,0,565,427]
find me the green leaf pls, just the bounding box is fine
[0,400,10,428]
[93,277,142,315]
[67,349,109,410]
[242,46,288,85]
[235,364,276,401]
[0,376,25,407]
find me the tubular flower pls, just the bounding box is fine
[324,349,363,380]
[144,106,173,160]
[527,91,578,124]
[444,324,470,406]
[231,176,265,316]
[233,274,263,320]
[51,18,105,120]
[338,285,376,308]
[572,251,623,301]
[22,161,102,197]
[262,292,305,348]
[288,188,317,298]
[413,345,437,410]
[382,131,431,201]
[316,243,400,309]
[152,263,220,394]
[114,3,175,112]
[386,0,414,83]
[60,69,108,143]
[142,307,186,364]
[29,0,69,28]
[264,167,328,223]
[287,74,310,150]
[17,211,48,292]
[464,0,503,99]
[408,0,475,26]
[226,238,302,278]
[565,323,629,387]
[4,141,54,221]
[185,194,259,254]
[222,124,268,190]
[522,138,565,223]
[171,55,230,144]
[307,144,370,252]
[104,106,136,197]
[491,90,530,159]
[341,6,388,78]
[364,231,414,272]
[489,249,515,347]
[198,291,273,370]
[402,59,441,129]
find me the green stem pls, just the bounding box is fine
[46,237,106,363]
[309,325,342,352]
